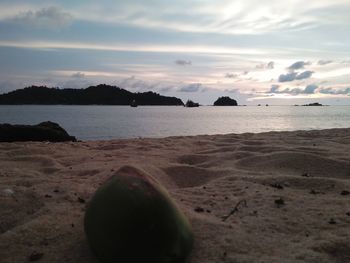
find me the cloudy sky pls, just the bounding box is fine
[0,0,350,105]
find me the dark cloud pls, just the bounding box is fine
[256,61,274,69]
[295,70,313,80]
[278,70,313,82]
[287,61,311,71]
[268,84,318,95]
[317,60,332,65]
[175,60,192,66]
[270,84,280,93]
[225,73,238,78]
[179,83,202,92]
[303,84,318,94]
[319,87,350,95]
[71,72,85,78]
[7,7,73,29]
[278,72,297,82]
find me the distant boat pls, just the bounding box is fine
[130,100,138,107]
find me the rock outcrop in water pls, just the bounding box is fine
[213,96,238,106]
[185,100,199,107]
[0,121,76,142]
[0,85,184,106]
[302,102,323,106]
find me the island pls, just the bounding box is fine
[185,100,199,107]
[213,96,238,106]
[0,84,184,106]
[302,102,323,106]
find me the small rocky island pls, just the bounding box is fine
[213,96,238,106]
[185,100,200,107]
[303,102,323,106]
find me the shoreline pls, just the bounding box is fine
[1,128,350,262]
[81,127,350,141]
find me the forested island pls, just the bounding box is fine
[213,96,238,106]
[0,85,184,106]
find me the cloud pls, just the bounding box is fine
[59,78,93,89]
[267,84,318,95]
[319,87,350,95]
[113,76,176,93]
[7,7,73,29]
[224,88,239,93]
[225,73,238,79]
[317,60,333,65]
[278,70,313,82]
[178,83,202,92]
[295,70,314,80]
[269,84,280,93]
[0,40,269,55]
[287,61,311,71]
[278,72,297,82]
[175,60,192,66]
[304,84,318,94]
[256,61,274,69]
[71,72,85,78]
[0,80,23,94]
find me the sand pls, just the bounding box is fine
[1,128,350,262]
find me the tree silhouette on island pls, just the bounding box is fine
[0,85,184,106]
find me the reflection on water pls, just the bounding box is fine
[0,105,349,140]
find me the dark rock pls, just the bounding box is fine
[341,190,350,195]
[213,96,238,106]
[303,102,323,106]
[0,121,76,142]
[185,100,199,107]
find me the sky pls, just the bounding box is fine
[0,0,350,105]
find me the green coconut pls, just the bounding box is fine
[84,166,193,263]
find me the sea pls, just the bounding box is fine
[0,105,349,140]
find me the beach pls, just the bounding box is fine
[1,128,350,262]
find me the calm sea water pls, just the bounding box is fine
[0,105,349,140]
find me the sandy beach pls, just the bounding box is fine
[1,128,350,263]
